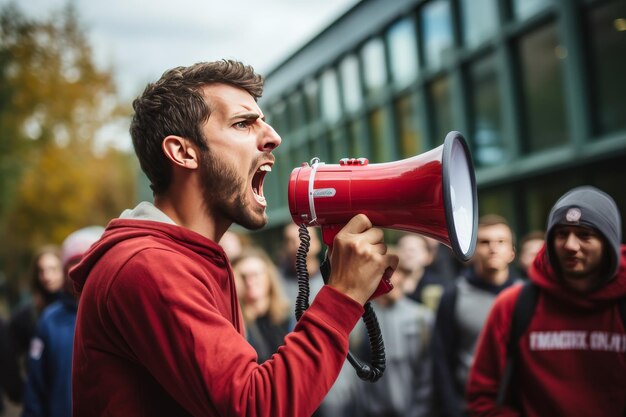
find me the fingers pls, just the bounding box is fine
[340,215,383,242]
[342,213,373,234]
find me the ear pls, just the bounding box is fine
[162,135,199,170]
[508,247,516,264]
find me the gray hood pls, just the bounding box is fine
[546,186,621,280]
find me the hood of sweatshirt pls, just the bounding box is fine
[528,244,626,310]
[70,202,230,294]
[545,186,622,280]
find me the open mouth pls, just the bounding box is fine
[252,164,272,205]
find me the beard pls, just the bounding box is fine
[199,148,267,230]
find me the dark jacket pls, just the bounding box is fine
[432,268,519,417]
[22,293,77,417]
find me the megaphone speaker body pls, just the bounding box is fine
[288,131,478,297]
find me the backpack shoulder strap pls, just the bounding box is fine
[496,281,540,406]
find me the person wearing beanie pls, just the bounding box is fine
[22,226,104,417]
[467,186,626,417]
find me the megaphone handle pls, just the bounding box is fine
[295,224,385,383]
[321,225,394,301]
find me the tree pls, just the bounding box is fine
[0,3,135,305]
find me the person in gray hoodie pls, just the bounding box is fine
[432,214,519,417]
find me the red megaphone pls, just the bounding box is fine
[288,131,478,299]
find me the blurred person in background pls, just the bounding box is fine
[398,233,449,312]
[22,226,104,417]
[424,236,463,282]
[278,223,324,305]
[467,186,626,416]
[353,258,435,417]
[219,229,251,261]
[432,215,519,417]
[1,317,12,415]
[231,247,293,363]
[6,246,64,404]
[516,230,545,279]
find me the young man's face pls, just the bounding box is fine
[397,235,431,273]
[198,83,281,230]
[552,225,605,284]
[474,223,515,276]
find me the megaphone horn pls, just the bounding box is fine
[288,131,478,264]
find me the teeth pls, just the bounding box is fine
[258,165,272,172]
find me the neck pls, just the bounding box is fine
[562,273,602,294]
[246,297,270,320]
[154,180,230,242]
[476,265,510,286]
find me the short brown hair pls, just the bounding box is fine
[130,60,264,194]
[478,214,516,245]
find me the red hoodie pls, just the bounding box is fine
[70,217,364,417]
[467,245,626,417]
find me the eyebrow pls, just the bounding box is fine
[230,112,263,123]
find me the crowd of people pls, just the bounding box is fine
[0,59,624,417]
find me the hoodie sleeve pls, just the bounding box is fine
[105,248,364,417]
[466,286,521,417]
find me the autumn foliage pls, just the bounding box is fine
[0,3,136,305]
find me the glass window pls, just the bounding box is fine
[428,76,452,145]
[361,38,388,97]
[513,0,550,20]
[467,54,505,167]
[460,0,498,47]
[270,101,288,136]
[287,91,305,131]
[590,158,626,239]
[339,55,363,113]
[368,108,387,162]
[421,0,454,69]
[320,69,342,124]
[304,79,320,123]
[309,134,329,163]
[518,24,567,153]
[348,119,367,157]
[586,0,626,135]
[294,139,311,170]
[525,173,581,232]
[478,187,518,231]
[328,127,348,162]
[394,93,424,157]
[388,17,419,87]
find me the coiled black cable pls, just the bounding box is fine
[294,223,311,321]
[294,223,386,382]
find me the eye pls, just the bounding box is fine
[234,120,251,129]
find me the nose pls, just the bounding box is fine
[259,120,282,151]
[563,232,580,251]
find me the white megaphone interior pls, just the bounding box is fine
[442,132,477,261]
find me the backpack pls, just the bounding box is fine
[495,281,626,406]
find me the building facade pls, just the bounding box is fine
[257,0,626,250]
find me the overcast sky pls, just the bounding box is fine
[3,0,359,148]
